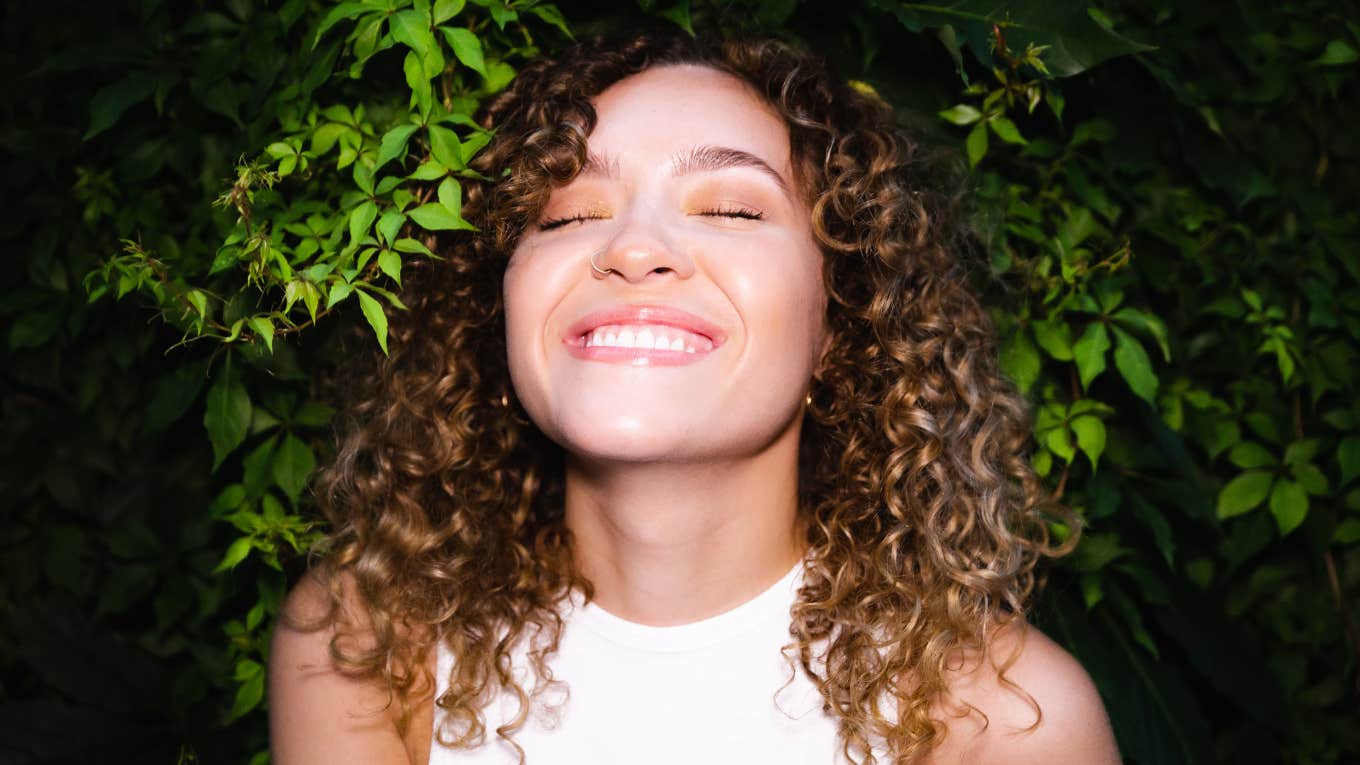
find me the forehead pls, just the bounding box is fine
[587,64,794,179]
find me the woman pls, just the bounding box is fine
[270,31,1120,765]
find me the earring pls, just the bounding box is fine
[804,392,813,407]
[589,249,613,277]
[499,392,510,408]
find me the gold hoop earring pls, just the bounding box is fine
[590,249,614,277]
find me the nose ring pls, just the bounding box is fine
[589,249,614,278]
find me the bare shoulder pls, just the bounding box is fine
[269,569,434,765]
[925,620,1121,765]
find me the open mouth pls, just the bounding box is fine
[577,323,716,354]
[563,304,726,365]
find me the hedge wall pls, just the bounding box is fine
[2,1,1356,763]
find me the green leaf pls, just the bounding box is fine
[144,361,210,433]
[204,374,252,469]
[965,122,988,167]
[393,237,436,257]
[1071,413,1107,471]
[294,401,337,427]
[378,249,402,285]
[428,125,465,169]
[433,0,466,24]
[938,104,982,125]
[85,73,158,140]
[654,0,692,35]
[1111,307,1171,362]
[1032,316,1074,360]
[999,328,1040,393]
[1073,321,1110,390]
[1217,471,1274,519]
[1335,518,1360,544]
[1071,119,1116,146]
[389,9,442,76]
[230,666,266,719]
[527,4,573,37]
[1282,438,1320,466]
[376,124,419,170]
[310,122,349,155]
[1228,441,1276,470]
[408,202,474,231]
[376,210,406,246]
[352,161,375,195]
[1339,436,1360,486]
[1268,479,1308,535]
[408,158,450,180]
[437,176,462,214]
[989,117,1027,145]
[1111,324,1158,404]
[9,307,64,349]
[1072,532,1127,572]
[273,433,317,502]
[242,435,278,498]
[403,50,434,118]
[1057,207,1097,252]
[1292,463,1329,496]
[349,201,378,247]
[326,281,354,310]
[312,1,368,47]
[1314,39,1359,66]
[214,537,253,574]
[1044,424,1076,462]
[441,26,488,77]
[248,316,275,353]
[356,289,389,355]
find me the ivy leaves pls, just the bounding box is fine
[1218,438,1331,535]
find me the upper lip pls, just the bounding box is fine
[566,304,727,344]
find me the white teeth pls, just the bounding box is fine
[581,323,713,352]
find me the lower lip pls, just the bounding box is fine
[564,337,717,366]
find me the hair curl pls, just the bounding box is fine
[309,31,1075,765]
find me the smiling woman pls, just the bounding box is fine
[268,32,1120,765]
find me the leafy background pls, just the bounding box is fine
[2,0,1357,763]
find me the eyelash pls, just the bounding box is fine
[538,205,764,231]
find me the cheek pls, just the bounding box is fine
[756,238,826,345]
[723,236,827,366]
[501,251,559,376]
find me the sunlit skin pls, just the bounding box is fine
[504,64,825,626]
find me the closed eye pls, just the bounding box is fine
[538,213,609,231]
[697,205,763,221]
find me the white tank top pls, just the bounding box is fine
[428,561,881,764]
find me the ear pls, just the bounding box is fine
[811,325,834,383]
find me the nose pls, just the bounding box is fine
[590,214,695,283]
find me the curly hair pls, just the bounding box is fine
[309,31,1075,765]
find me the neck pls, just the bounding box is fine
[563,421,807,626]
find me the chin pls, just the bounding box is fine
[549,410,699,463]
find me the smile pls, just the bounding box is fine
[563,304,726,366]
[583,324,715,352]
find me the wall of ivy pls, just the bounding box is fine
[2,1,1356,763]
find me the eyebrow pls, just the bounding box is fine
[580,144,791,193]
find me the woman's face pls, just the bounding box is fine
[503,64,827,464]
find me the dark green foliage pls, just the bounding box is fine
[2,1,1356,763]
